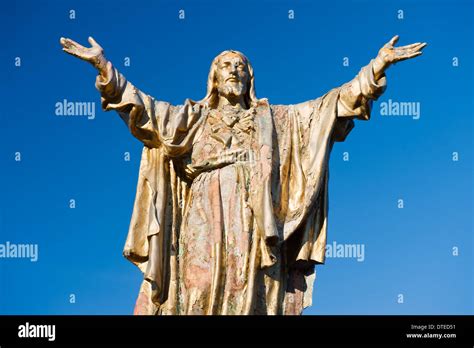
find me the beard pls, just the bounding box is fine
[217,82,247,99]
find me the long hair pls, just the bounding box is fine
[199,50,259,109]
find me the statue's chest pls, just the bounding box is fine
[191,108,257,164]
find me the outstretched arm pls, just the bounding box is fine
[60,37,203,155]
[60,36,162,146]
[60,36,146,110]
[337,35,427,119]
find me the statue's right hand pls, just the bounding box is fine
[60,36,105,68]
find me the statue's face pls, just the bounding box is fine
[215,52,249,99]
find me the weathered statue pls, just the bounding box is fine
[60,35,425,315]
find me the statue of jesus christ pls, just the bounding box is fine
[61,35,426,315]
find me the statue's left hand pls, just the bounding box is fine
[373,35,427,78]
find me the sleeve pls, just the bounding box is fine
[337,59,387,120]
[271,65,385,269]
[270,90,340,243]
[95,62,203,156]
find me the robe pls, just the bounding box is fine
[95,59,386,315]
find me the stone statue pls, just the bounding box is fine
[60,35,426,315]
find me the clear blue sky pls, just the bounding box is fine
[1,0,472,315]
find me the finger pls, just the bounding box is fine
[394,51,423,62]
[397,42,422,50]
[61,37,83,51]
[60,37,73,49]
[88,36,102,49]
[65,37,82,48]
[393,45,425,58]
[416,42,428,51]
[61,44,79,56]
[394,45,426,59]
[384,35,399,47]
[62,47,81,58]
[398,42,427,52]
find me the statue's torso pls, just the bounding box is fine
[177,106,264,314]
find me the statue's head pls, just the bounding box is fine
[200,50,258,109]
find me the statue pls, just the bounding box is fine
[60,35,426,315]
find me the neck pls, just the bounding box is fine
[217,94,247,110]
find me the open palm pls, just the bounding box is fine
[378,35,427,65]
[60,36,104,65]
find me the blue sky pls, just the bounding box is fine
[1,0,472,314]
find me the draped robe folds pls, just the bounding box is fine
[95,60,386,315]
